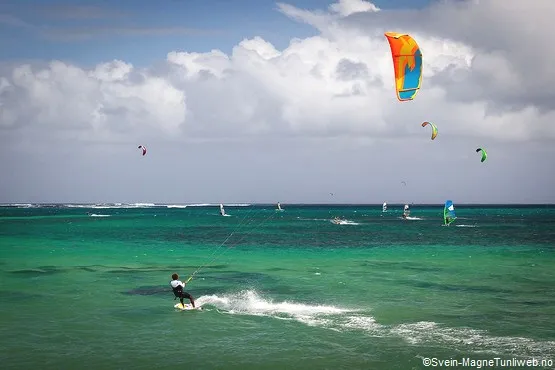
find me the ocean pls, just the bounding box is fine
[1,203,554,369]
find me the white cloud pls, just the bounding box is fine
[329,0,380,16]
[0,0,554,203]
[1,59,185,141]
[2,0,553,142]
[331,0,555,111]
[167,49,231,79]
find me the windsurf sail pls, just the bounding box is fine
[444,200,456,225]
[403,204,410,217]
[277,202,282,211]
[382,202,387,212]
[219,204,226,216]
[384,32,423,101]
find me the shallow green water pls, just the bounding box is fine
[1,204,554,369]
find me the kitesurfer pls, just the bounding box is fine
[170,273,195,308]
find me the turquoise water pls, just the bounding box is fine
[1,204,554,369]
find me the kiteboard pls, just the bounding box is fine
[174,303,202,311]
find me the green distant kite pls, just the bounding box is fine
[476,148,487,162]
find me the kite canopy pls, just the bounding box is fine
[421,121,438,140]
[138,145,147,156]
[476,148,487,162]
[384,32,423,101]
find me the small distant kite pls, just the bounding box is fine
[401,181,407,186]
[384,32,423,102]
[138,145,147,156]
[421,121,438,140]
[476,148,487,162]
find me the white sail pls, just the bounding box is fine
[277,202,282,211]
[219,204,226,216]
[403,204,410,217]
[382,202,387,212]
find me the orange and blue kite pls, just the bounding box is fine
[384,32,423,102]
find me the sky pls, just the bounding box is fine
[0,0,554,205]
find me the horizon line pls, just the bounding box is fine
[1,202,554,207]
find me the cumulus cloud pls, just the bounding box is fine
[328,0,555,111]
[329,0,380,16]
[2,0,554,142]
[0,0,553,203]
[1,60,185,142]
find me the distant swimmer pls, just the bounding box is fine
[170,273,195,308]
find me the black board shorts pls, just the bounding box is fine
[175,290,192,299]
[181,291,192,299]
